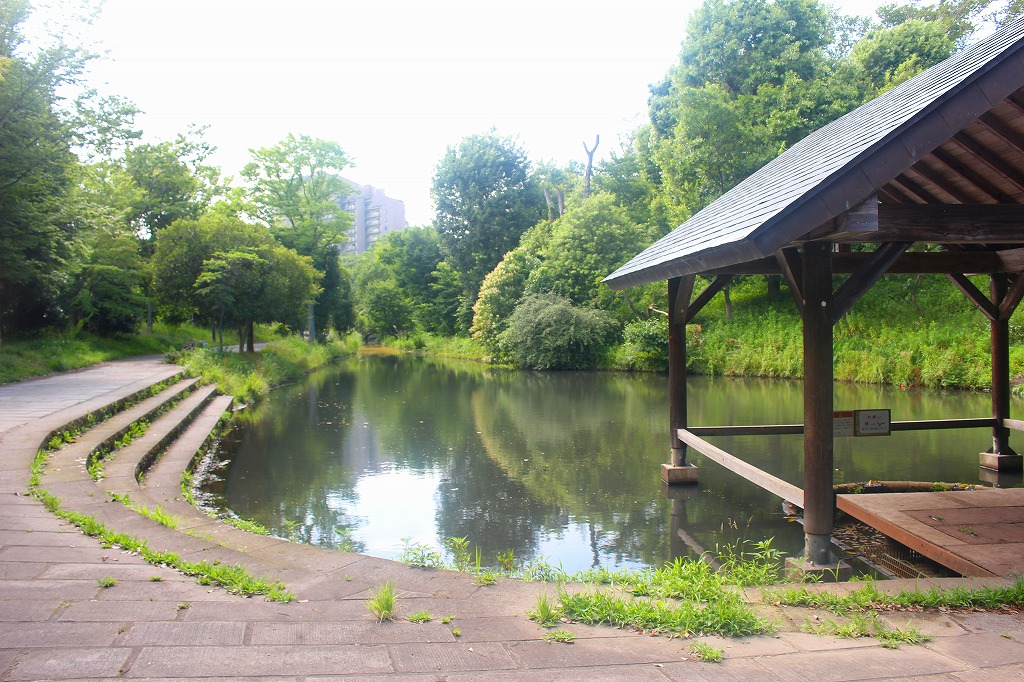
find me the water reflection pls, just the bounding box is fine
[210,352,1021,573]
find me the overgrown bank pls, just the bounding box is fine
[173,333,360,404]
[382,274,1024,394]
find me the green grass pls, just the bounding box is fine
[177,333,359,404]
[366,580,398,623]
[543,628,576,643]
[97,576,117,588]
[690,641,724,662]
[803,612,930,649]
[30,486,292,601]
[559,587,771,638]
[528,593,562,627]
[768,577,1024,613]
[407,610,433,623]
[0,323,222,384]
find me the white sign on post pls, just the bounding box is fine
[855,409,891,436]
[833,409,891,437]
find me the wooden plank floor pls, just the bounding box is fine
[837,488,1024,578]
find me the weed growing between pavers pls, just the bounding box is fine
[689,641,724,662]
[28,487,293,602]
[558,588,771,638]
[767,577,1024,614]
[529,593,562,627]
[407,610,432,623]
[543,629,576,643]
[366,580,398,623]
[110,492,180,530]
[803,612,930,649]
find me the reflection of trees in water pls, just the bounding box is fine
[217,364,364,547]
[470,371,674,567]
[216,354,1005,568]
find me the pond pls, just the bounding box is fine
[203,350,1021,574]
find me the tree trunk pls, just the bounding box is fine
[583,135,599,199]
[724,285,733,321]
[247,321,255,352]
[556,189,565,217]
[543,187,554,221]
[766,275,780,298]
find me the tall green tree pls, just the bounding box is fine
[0,0,84,338]
[242,134,353,256]
[242,134,354,337]
[431,132,545,327]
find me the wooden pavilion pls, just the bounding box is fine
[604,17,1024,571]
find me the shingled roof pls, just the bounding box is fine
[604,17,1024,290]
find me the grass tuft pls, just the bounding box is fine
[366,580,398,623]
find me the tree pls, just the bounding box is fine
[431,132,545,317]
[498,293,617,370]
[242,134,353,256]
[152,214,275,323]
[242,134,354,336]
[0,0,83,339]
[83,126,222,244]
[68,231,147,335]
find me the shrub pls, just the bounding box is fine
[498,293,617,370]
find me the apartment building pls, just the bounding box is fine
[339,180,408,254]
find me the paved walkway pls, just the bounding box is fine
[1,358,1023,680]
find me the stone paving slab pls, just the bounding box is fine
[249,620,457,646]
[5,646,133,680]
[118,620,248,647]
[390,641,517,673]
[127,644,394,677]
[754,646,963,680]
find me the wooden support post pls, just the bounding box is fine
[665,276,698,484]
[801,241,836,566]
[982,274,1022,471]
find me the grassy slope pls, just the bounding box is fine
[0,323,218,384]
[688,274,1024,390]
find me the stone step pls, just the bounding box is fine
[41,378,200,486]
[100,384,219,496]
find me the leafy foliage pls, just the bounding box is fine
[431,132,545,311]
[498,294,617,370]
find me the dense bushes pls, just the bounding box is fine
[498,294,617,370]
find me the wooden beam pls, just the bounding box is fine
[802,240,835,564]
[990,275,1013,455]
[677,429,804,507]
[671,275,695,322]
[951,132,1024,193]
[685,275,732,323]
[979,112,1024,156]
[705,249,1024,276]
[878,185,914,204]
[688,418,994,437]
[775,248,804,315]
[831,242,913,324]
[864,205,1024,243]
[891,175,943,204]
[930,147,1014,202]
[999,273,1024,321]
[947,272,999,321]
[1004,419,1024,432]
[911,162,981,203]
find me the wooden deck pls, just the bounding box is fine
[837,488,1024,578]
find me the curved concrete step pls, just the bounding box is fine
[99,384,218,494]
[41,378,200,487]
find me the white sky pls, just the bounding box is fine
[52,0,885,225]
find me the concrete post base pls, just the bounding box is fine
[661,462,698,485]
[784,558,853,583]
[980,451,1023,472]
[978,467,1024,488]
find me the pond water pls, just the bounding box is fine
[205,350,1021,573]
